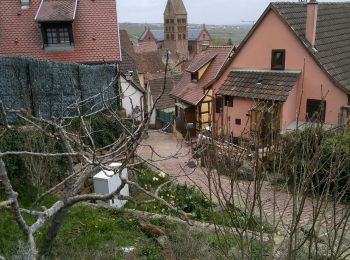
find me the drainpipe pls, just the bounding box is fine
[338,106,350,129]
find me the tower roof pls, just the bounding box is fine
[164,0,187,15]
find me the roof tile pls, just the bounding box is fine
[171,46,234,105]
[0,0,120,63]
[217,70,301,101]
[272,2,350,90]
[35,0,77,22]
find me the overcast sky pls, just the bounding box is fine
[118,0,345,25]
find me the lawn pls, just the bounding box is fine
[0,164,272,259]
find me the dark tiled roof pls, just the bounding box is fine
[188,29,202,41]
[171,46,234,105]
[271,2,350,90]
[217,70,301,102]
[148,74,182,109]
[150,30,164,42]
[186,53,217,73]
[120,49,143,92]
[35,0,77,22]
[139,28,207,42]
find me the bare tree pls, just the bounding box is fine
[195,99,350,259]
[0,52,190,259]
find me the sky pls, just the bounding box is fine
[118,0,345,25]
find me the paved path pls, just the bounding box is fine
[137,131,347,232]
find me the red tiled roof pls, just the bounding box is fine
[136,51,165,76]
[186,53,217,73]
[0,0,120,63]
[170,46,234,106]
[133,41,158,54]
[35,0,77,22]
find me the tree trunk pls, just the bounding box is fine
[38,207,69,257]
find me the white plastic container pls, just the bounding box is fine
[93,163,129,208]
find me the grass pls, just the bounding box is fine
[0,183,58,258]
[128,164,273,234]
[49,206,162,260]
[1,163,272,259]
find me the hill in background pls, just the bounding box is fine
[120,23,252,46]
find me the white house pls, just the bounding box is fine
[119,50,145,121]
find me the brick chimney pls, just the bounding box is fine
[305,0,318,46]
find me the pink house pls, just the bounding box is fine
[212,1,350,139]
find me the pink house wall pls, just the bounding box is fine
[214,98,253,136]
[281,79,299,129]
[213,9,348,135]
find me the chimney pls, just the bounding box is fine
[21,0,30,9]
[305,0,318,47]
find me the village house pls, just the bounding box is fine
[146,75,182,130]
[0,0,121,63]
[170,46,235,139]
[119,50,145,121]
[212,1,350,141]
[138,0,212,61]
[120,29,165,88]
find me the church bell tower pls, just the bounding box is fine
[163,0,188,60]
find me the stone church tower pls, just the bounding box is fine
[163,0,188,60]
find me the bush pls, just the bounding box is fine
[66,113,132,149]
[0,127,69,191]
[270,128,350,199]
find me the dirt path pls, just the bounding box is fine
[137,131,347,232]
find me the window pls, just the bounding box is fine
[191,72,199,82]
[178,34,182,39]
[183,34,186,40]
[271,49,286,70]
[215,96,223,113]
[225,96,233,107]
[182,19,186,24]
[166,34,170,40]
[235,119,242,125]
[166,19,169,24]
[177,19,181,24]
[21,0,30,9]
[41,23,73,47]
[171,34,175,40]
[306,99,326,122]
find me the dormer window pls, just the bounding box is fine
[191,72,199,82]
[271,49,286,70]
[41,23,74,47]
[35,0,77,51]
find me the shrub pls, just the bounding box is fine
[270,128,350,199]
[0,127,69,191]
